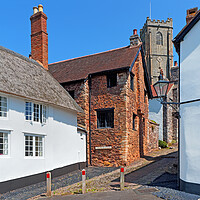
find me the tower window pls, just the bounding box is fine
[156,32,163,45]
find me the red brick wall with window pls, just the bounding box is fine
[62,52,152,167]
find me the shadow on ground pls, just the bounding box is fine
[112,151,178,190]
[148,172,178,190]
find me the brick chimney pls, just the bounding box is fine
[186,7,198,24]
[129,29,142,47]
[30,4,48,70]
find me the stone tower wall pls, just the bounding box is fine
[140,18,173,84]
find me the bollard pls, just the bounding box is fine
[82,169,86,194]
[120,166,125,191]
[46,172,51,197]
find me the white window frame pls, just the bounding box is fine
[24,134,45,158]
[0,96,8,118]
[25,101,47,124]
[0,130,10,157]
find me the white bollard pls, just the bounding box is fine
[46,172,51,197]
[82,169,86,194]
[120,166,125,191]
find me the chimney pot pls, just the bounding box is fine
[33,7,38,14]
[133,29,137,35]
[186,7,198,24]
[38,4,43,12]
[174,61,178,66]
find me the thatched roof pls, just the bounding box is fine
[0,45,83,113]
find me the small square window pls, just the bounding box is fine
[97,109,114,128]
[25,135,44,157]
[133,113,137,130]
[25,102,47,124]
[107,73,117,88]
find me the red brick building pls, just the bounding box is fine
[30,7,157,167]
[48,31,154,167]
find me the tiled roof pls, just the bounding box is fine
[49,45,140,83]
[0,45,83,112]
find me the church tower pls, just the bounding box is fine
[140,17,173,84]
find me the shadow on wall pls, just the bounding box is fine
[52,108,77,127]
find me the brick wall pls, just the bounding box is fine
[148,120,159,151]
[30,11,48,69]
[62,51,156,167]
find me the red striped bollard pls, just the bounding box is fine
[46,172,51,196]
[120,167,124,191]
[82,169,86,194]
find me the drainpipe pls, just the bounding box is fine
[178,54,181,189]
[88,74,92,165]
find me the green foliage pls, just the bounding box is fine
[159,140,168,148]
[172,140,177,144]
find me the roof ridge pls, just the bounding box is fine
[0,45,43,68]
[49,45,135,65]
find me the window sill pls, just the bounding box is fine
[0,155,11,158]
[24,157,45,159]
[96,127,114,130]
[0,117,8,120]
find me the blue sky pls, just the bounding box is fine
[0,0,200,63]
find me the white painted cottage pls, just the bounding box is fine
[173,7,200,195]
[0,45,86,193]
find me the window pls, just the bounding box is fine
[25,102,32,120]
[133,113,137,130]
[107,73,117,88]
[25,135,44,157]
[25,102,47,123]
[97,109,114,128]
[0,132,8,155]
[156,32,163,45]
[42,105,47,123]
[68,90,75,99]
[0,96,7,117]
[33,104,40,122]
[130,74,134,91]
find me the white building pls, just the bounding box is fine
[0,46,86,193]
[173,7,200,195]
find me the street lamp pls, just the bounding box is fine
[153,71,179,106]
[153,72,170,99]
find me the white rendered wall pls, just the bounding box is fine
[0,93,86,183]
[180,19,200,184]
[149,99,163,140]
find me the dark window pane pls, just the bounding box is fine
[106,110,114,128]
[156,32,163,45]
[130,74,134,91]
[97,109,114,128]
[107,73,117,88]
[133,113,137,130]
[68,91,75,99]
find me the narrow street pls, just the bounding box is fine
[38,148,200,200]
